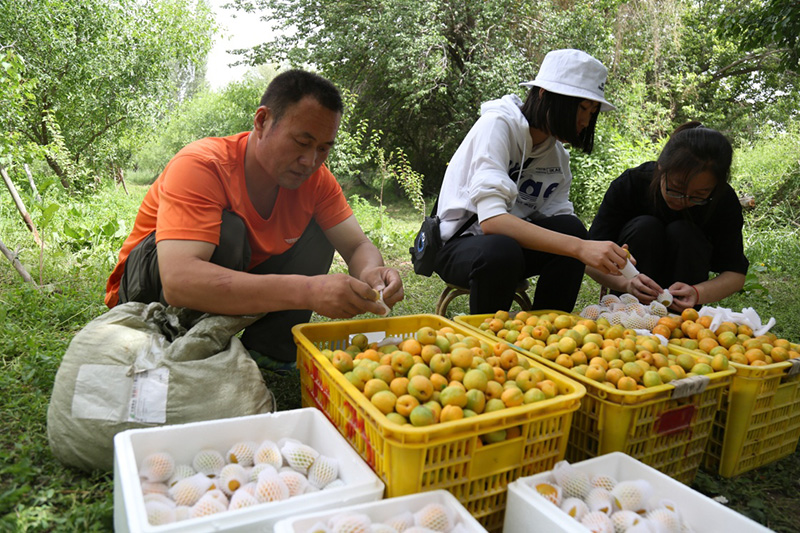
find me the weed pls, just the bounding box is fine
[1,180,798,531]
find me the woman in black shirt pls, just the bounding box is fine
[587,122,748,312]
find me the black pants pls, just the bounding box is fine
[119,212,334,362]
[619,215,711,288]
[434,214,588,313]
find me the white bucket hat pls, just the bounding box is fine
[520,49,615,112]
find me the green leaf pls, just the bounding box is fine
[62,223,82,239]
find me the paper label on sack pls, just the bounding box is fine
[127,367,169,423]
[71,364,168,423]
[72,364,133,421]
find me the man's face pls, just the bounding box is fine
[253,95,341,189]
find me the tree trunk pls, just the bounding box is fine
[114,164,129,195]
[0,237,35,284]
[0,165,42,247]
[24,163,42,202]
[43,153,71,190]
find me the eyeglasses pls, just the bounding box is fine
[664,184,713,206]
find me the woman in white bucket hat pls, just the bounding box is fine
[430,49,628,314]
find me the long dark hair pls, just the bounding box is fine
[649,121,733,208]
[519,88,599,153]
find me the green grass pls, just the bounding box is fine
[1,184,799,531]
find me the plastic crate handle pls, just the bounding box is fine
[671,375,710,399]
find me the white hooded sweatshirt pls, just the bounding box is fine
[436,94,575,241]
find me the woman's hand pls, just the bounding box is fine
[668,282,698,312]
[625,274,662,304]
[578,240,630,275]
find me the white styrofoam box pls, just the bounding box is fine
[503,452,774,533]
[273,489,488,532]
[114,408,385,533]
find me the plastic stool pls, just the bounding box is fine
[435,280,532,316]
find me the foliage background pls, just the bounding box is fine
[1,0,799,531]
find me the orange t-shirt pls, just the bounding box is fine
[105,131,353,307]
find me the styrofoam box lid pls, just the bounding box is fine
[273,489,488,532]
[113,408,385,533]
[502,452,774,533]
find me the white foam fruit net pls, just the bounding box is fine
[328,512,373,533]
[145,500,175,526]
[610,509,643,532]
[174,505,192,521]
[218,463,248,495]
[250,462,278,482]
[581,292,675,334]
[140,481,169,496]
[590,474,617,492]
[308,455,339,488]
[168,464,196,487]
[323,478,346,490]
[226,440,257,466]
[192,449,225,477]
[580,511,614,533]
[190,492,227,518]
[255,472,290,503]
[228,489,259,510]
[384,511,415,531]
[647,507,683,533]
[281,439,320,474]
[414,502,454,531]
[143,493,173,507]
[168,473,213,506]
[532,460,696,533]
[279,469,310,496]
[611,479,653,514]
[648,301,668,317]
[306,521,331,533]
[552,460,591,500]
[585,487,615,515]
[561,497,589,520]
[254,439,283,469]
[534,481,562,506]
[621,314,647,330]
[138,436,347,526]
[600,294,621,307]
[140,452,175,483]
[580,304,603,320]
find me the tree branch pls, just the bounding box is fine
[0,237,35,284]
[1,165,42,247]
[75,115,127,155]
[709,48,787,82]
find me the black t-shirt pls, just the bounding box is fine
[589,161,749,275]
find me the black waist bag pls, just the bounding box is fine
[409,199,477,277]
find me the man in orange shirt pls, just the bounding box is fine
[106,69,404,369]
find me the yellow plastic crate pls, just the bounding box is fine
[670,344,800,477]
[292,314,585,532]
[455,313,735,485]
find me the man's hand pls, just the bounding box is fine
[625,273,662,304]
[360,266,404,308]
[308,273,396,318]
[668,282,697,312]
